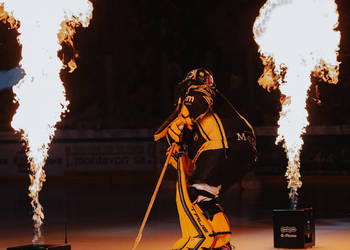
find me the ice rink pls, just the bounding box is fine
[1,173,349,250]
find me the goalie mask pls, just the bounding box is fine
[185,68,215,88]
[174,68,215,106]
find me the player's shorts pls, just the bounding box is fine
[188,143,256,192]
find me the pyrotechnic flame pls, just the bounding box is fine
[0,0,93,243]
[253,0,340,209]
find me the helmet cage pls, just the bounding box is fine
[185,68,214,87]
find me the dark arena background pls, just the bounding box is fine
[0,0,350,249]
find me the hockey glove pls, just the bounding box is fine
[166,119,184,144]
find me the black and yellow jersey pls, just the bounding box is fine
[181,84,256,162]
[154,83,256,163]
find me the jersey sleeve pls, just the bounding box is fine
[183,89,213,121]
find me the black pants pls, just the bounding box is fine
[188,146,255,193]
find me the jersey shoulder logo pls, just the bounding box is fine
[184,95,194,105]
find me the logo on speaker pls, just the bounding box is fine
[280,226,297,233]
[280,226,297,238]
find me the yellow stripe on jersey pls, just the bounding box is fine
[192,140,226,163]
[197,113,228,147]
[212,112,228,149]
[192,112,229,163]
[196,120,210,142]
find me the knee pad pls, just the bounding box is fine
[173,156,231,250]
[188,186,216,203]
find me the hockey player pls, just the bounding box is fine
[154,68,257,250]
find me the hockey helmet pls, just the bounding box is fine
[185,68,215,88]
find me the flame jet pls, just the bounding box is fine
[253,0,340,209]
[0,0,93,243]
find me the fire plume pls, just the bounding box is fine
[0,0,93,242]
[253,0,340,209]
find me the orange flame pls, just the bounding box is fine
[253,0,340,209]
[1,0,93,242]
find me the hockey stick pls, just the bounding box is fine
[131,143,176,250]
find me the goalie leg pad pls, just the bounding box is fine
[173,156,231,250]
[172,184,193,250]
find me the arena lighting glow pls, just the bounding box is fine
[0,0,93,243]
[253,0,340,209]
